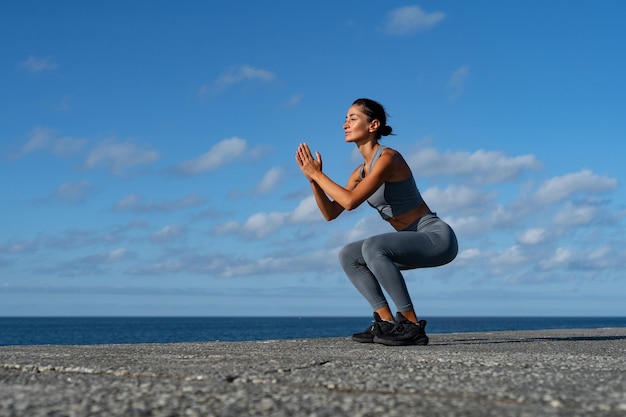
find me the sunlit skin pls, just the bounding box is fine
[295,104,431,323]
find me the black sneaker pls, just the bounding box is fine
[373,312,429,346]
[352,312,395,343]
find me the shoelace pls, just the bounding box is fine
[391,320,423,335]
[390,322,406,334]
[370,320,395,334]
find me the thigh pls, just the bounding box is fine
[365,228,455,270]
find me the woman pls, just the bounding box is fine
[295,98,458,346]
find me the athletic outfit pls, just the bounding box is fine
[338,145,458,345]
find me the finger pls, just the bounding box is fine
[299,146,312,161]
[297,148,308,162]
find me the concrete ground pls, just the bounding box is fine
[1,328,625,417]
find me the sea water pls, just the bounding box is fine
[1,316,625,346]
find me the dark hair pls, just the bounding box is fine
[352,98,393,139]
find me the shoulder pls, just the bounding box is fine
[378,147,412,179]
[379,147,405,165]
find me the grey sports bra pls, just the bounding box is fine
[360,145,425,220]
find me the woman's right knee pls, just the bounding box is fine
[338,241,361,267]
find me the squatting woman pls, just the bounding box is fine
[295,98,458,346]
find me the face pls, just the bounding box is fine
[343,105,379,143]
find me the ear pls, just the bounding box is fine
[368,119,380,132]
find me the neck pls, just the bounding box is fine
[357,140,380,163]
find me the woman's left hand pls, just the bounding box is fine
[295,143,322,181]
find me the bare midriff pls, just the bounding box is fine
[387,202,433,231]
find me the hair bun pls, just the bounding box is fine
[380,125,393,137]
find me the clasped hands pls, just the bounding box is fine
[295,143,322,182]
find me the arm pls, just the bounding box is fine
[295,143,345,220]
[310,180,345,221]
[296,143,395,212]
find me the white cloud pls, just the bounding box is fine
[285,94,303,107]
[16,127,86,158]
[446,215,484,236]
[18,127,52,154]
[489,203,530,228]
[113,194,204,213]
[0,240,38,254]
[448,199,532,238]
[213,221,240,235]
[127,247,340,278]
[539,246,623,271]
[552,202,601,228]
[457,248,483,262]
[341,217,385,243]
[213,196,326,239]
[212,212,289,239]
[218,256,290,278]
[50,180,94,204]
[588,246,612,265]
[199,66,277,95]
[534,170,617,204]
[33,248,132,277]
[108,248,128,261]
[55,95,73,112]
[540,247,573,270]
[241,212,288,239]
[290,196,324,223]
[84,139,159,175]
[447,66,469,100]
[408,148,542,184]
[211,247,341,278]
[19,56,58,72]
[53,136,87,157]
[383,6,445,35]
[173,137,248,175]
[450,196,536,238]
[516,228,547,245]
[151,225,185,243]
[489,245,528,272]
[422,185,495,214]
[424,185,538,237]
[3,226,143,254]
[112,195,140,211]
[52,248,131,267]
[255,167,284,194]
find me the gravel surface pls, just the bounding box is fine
[1,328,625,416]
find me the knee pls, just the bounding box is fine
[361,238,384,262]
[338,242,358,267]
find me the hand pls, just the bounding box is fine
[295,143,322,181]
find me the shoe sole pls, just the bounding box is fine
[372,335,429,346]
[351,336,375,343]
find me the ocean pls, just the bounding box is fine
[1,316,625,346]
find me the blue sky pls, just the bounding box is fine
[1,1,625,317]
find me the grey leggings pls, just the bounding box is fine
[338,214,458,313]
